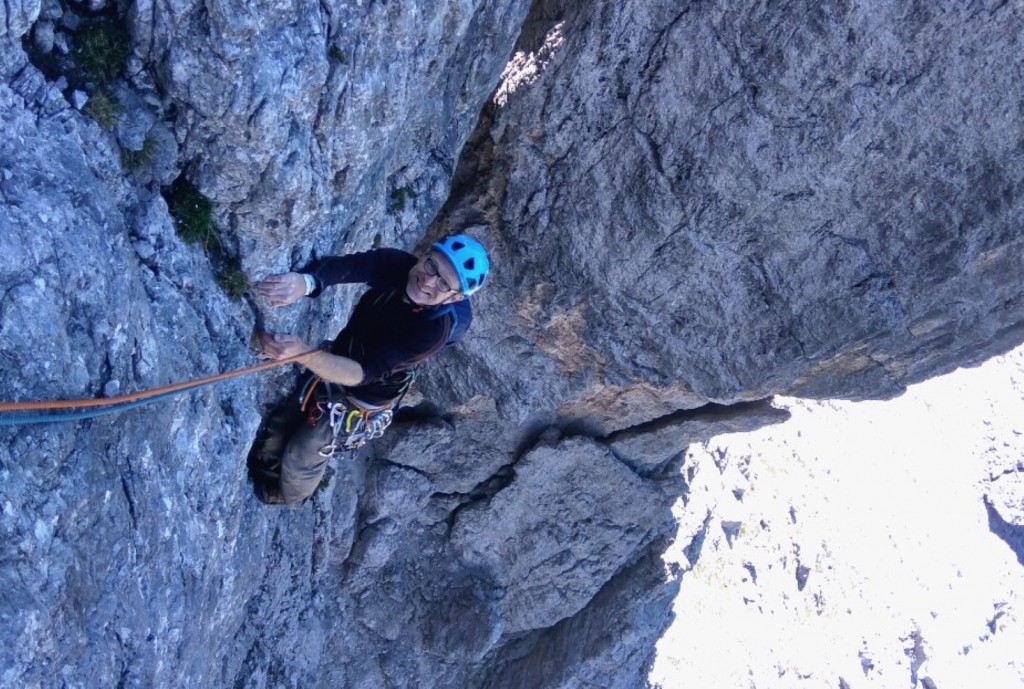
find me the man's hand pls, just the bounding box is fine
[254,272,307,307]
[258,331,312,361]
[256,331,364,385]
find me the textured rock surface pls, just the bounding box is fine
[0,0,1022,688]
[451,436,673,635]
[442,0,1024,427]
[0,53,264,687]
[608,400,791,472]
[129,0,532,272]
[2,0,42,39]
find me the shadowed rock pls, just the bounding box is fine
[451,436,674,635]
[0,0,1023,686]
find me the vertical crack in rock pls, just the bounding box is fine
[118,471,137,530]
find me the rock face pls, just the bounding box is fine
[450,436,671,636]
[443,0,1024,427]
[0,1,1022,689]
[129,0,532,272]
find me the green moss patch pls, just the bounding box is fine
[164,176,250,300]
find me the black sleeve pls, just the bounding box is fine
[299,249,416,297]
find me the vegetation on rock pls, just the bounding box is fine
[166,176,249,300]
[72,20,130,84]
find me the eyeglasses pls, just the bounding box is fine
[423,256,457,294]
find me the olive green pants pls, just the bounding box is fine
[278,411,337,507]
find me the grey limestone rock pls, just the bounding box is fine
[1,0,41,40]
[0,63,264,688]
[373,396,520,495]
[113,85,157,153]
[132,120,179,186]
[58,7,79,31]
[130,0,533,274]
[476,547,680,689]
[39,0,59,20]
[52,28,67,54]
[435,0,1024,433]
[451,436,674,635]
[1,0,1024,687]
[31,18,53,53]
[608,399,792,472]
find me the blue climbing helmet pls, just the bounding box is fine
[431,234,490,295]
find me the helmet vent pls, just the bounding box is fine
[431,234,489,296]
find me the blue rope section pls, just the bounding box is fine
[0,377,222,427]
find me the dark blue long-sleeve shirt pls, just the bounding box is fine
[301,249,471,405]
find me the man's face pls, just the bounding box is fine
[405,251,465,306]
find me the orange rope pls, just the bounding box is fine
[0,350,318,412]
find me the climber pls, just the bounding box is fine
[247,234,489,506]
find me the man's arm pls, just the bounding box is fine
[302,249,415,295]
[299,350,364,386]
[258,333,364,386]
[254,249,416,305]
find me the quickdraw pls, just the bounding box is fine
[299,369,412,457]
[316,397,395,458]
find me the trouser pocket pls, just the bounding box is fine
[279,411,336,506]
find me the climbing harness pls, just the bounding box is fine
[0,350,319,427]
[296,374,410,458]
[315,398,395,457]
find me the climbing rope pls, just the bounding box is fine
[0,350,318,427]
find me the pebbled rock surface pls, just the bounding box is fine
[0,1,1022,688]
